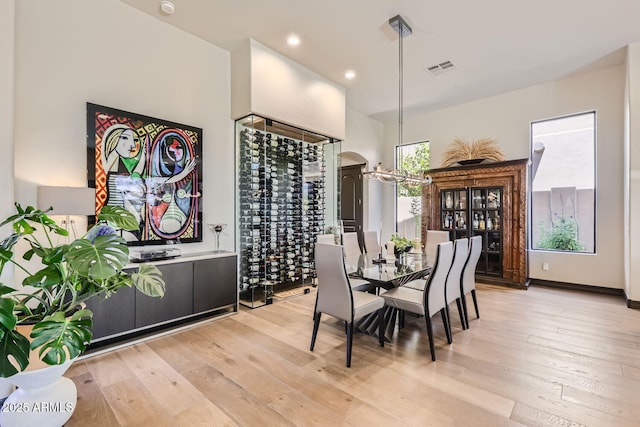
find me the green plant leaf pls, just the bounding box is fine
[132,263,166,297]
[22,265,63,288]
[0,233,21,251]
[0,285,17,297]
[0,298,17,331]
[0,328,30,377]
[1,203,67,237]
[97,205,139,231]
[65,234,129,280]
[30,310,93,366]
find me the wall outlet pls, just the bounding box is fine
[542,262,549,271]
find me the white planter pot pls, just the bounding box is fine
[0,359,77,427]
[0,377,15,406]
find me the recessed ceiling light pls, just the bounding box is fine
[345,70,356,80]
[160,1,175,15]
[287,35,300,46]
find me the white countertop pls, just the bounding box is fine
[126,250,236,268]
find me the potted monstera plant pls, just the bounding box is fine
[0,204,166,377]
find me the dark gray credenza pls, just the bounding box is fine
[86,252,237,343]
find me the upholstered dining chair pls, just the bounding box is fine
[381,241,454,361]
[316,233,336,245]
[313,234,370,291]
[310,243,385,367]
[342,232,363,259]
[460,235,482,329]
[402,230,450,292]
[363,230,381,256]
[444,238,469,334]
[424,230,450,266]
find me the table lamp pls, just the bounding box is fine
[37,186,95,239]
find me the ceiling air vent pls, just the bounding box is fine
[426,60,455,76]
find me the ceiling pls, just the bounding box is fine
[120,0,640,122]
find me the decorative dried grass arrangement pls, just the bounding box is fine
[441,137,505,167]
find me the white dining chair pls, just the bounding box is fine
[460,235,482,328]
[381,241,454,361]
[341,232,362,259]
[424,230,450,266]
[316,233,336,245]
[403,230,450,292]
[444,238,469,334]
[311,243,385,367]
[363,230,381,256]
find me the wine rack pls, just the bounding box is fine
[236,115,335,308]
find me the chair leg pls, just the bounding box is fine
[444,305,453,343]
[310,312,321,351]
[441,308,452,344]
[456,298,467,330]
[460,294,470,329]
[425,313,436,361]
[346,321,354,368]
[399,309,405,329]
[471,289,480,319]
[378,308,385,347]
[312,294,318,320]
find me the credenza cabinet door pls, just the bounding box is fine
[193,256,237,313]
[86,285,136,340]
[135,262,194,328]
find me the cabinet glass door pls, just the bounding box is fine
[444,186,503,276]
[470,187,502,275]
[441,188,468,240]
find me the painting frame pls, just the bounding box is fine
[87,102,203,246]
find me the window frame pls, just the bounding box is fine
[528,110,597,254]
[394,140,430,236]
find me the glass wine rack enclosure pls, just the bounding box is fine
[236,115,341,308]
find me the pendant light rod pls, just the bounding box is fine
[390,15,411,166]
[363,15,432,186]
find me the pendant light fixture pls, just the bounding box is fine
[363,15,432,186]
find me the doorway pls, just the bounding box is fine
[340,164,364,249]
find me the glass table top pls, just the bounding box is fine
[347,252,431,288]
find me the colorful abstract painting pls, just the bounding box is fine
[87,103,203,245]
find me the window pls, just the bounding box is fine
[530,112,595,253]
[395,141,430,243]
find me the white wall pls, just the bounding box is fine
[0,0,15,285]
[232,39,346,140]
[625,44,640,301]
[0,0,15,222]
[344,107,384,233]
[11,0,233,255]
[385,65,625,289]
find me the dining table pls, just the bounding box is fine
[348,252,431,341]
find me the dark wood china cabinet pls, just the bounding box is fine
[422,159,529,288]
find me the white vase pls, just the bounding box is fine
[0,377,15,406]
[0,359,77,427]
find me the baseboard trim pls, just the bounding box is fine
[530,279,640,310]
[623,293,640,309]
[530,278,623,295]
[477,275,529,290]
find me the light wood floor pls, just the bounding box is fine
[65,284,640,426]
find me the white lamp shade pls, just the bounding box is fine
[37,186,95,216]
